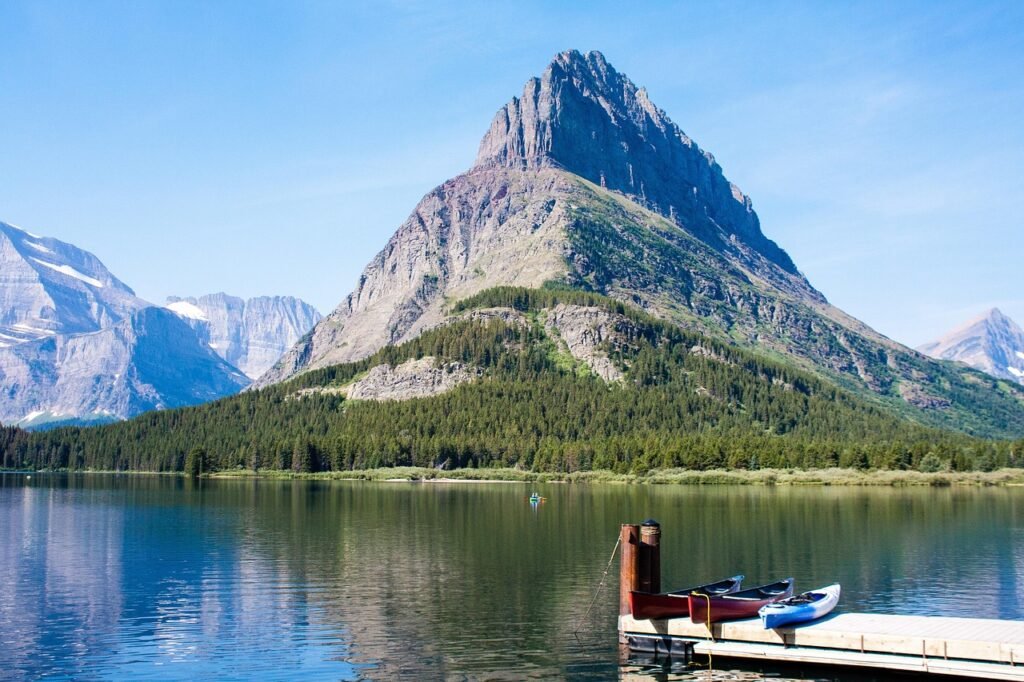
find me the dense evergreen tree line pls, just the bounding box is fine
[2,287,1022,474]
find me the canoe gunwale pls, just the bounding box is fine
[629,575,744,620]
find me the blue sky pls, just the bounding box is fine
[1,1,1021,346]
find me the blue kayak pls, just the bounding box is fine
[759,583,840,629]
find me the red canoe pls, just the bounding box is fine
[688,578,794,624]
[629,575,744,620]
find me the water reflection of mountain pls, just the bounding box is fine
[0,481,124,676]
[226,480,618,679]
[1,476,1022,680]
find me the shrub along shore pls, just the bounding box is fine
[7,466,1024,486]
[199,466,1024,486]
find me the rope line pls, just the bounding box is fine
[573,534,621,637]
[693,591,714,670]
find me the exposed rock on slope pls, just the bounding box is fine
[918,309,1024,385]
[165,293,321,379]
[451,306,530,328]
[259,169,572,382]
[543,304,637,381]
[344,357,481,401]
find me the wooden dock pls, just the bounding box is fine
[621,612,1024,679]
[616,521,1024,679]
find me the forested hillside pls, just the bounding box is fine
[2,288,1020,474]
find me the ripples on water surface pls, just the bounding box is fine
[1,473,1022,680]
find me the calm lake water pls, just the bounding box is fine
[2,474,1023,680]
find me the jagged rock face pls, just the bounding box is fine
[918,309,1024,384]
[0,221,144,347]
[475,50,798,274]
[543,304,635,381]
[165,293,321,379]
[256,168,572,385]
[344,357,481,401]
[0,307,249,427]
[452,307,530,328]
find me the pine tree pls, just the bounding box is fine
[293,437,312,474]
[185,446,206,478]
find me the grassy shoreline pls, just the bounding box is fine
[7,466,1024,486]
[211,466,1024,486]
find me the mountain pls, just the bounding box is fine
[0,221,145,346]
[0,222,249,427]
[165,293,321,379]
[0,307,250,428]
[257,50,1024,439]
[918,309,1024,385]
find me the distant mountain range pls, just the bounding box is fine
[0,221,319,428]
[918,309,1024,385]
[165,294,321,380]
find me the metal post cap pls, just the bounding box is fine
[641,519,660,527]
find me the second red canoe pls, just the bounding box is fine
[688,578,794,624]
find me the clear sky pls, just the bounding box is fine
[1,1,1021,347]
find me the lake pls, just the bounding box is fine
[2,473,1022,680]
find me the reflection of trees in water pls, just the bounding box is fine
[2,476,1022,680]
[232,480,617,678]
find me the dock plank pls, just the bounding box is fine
[621,611,1024,672]
[690,641,1024,681]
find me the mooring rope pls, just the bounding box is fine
[693,591,714,671]
[573,534,622,637]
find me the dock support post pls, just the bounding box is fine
[639,519,661,594]
[619,524,640,618]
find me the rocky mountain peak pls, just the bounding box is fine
[985,307,1009,323]
[918,308,1024,385]
[474,50,797,273]
[0,221,145,346]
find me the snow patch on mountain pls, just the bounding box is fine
[30,258,106,287]
[24,241,54,254]
[166,300,209,321]
[12,323,55,335]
